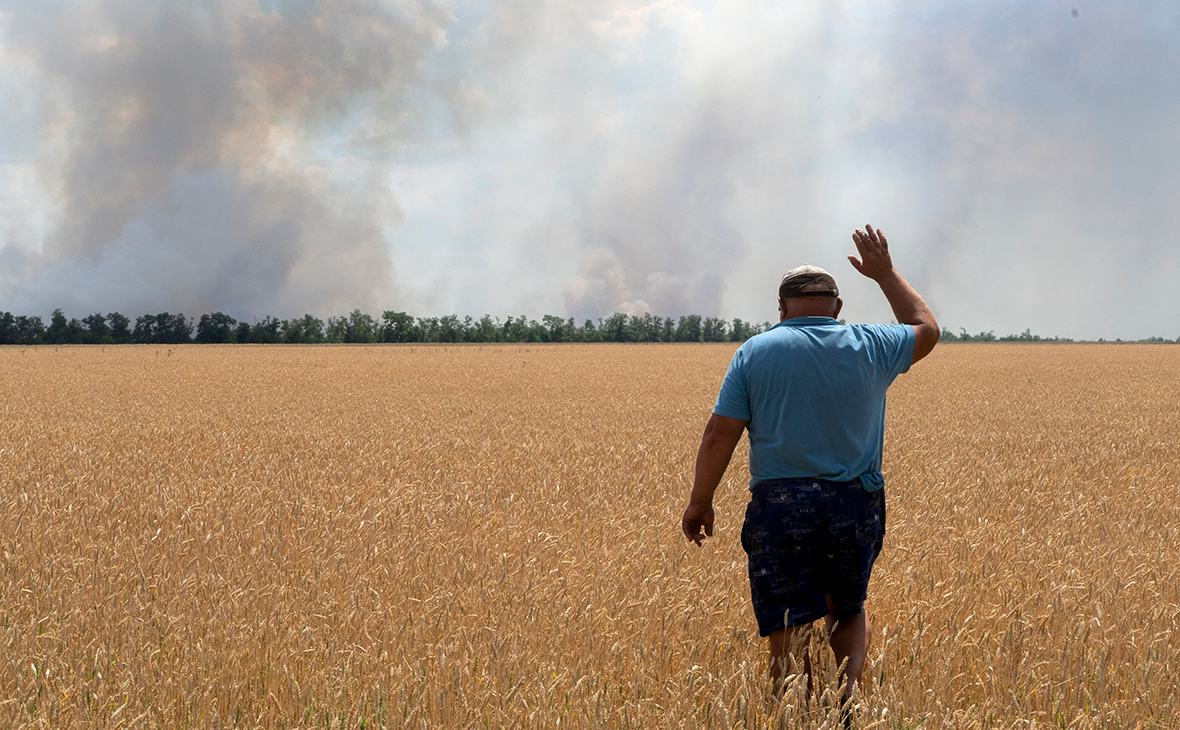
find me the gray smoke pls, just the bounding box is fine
[3,1,1179,340]
[0,0,453,320]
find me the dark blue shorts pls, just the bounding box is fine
[740,477,886,636]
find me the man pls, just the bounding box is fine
[681,224,939,704]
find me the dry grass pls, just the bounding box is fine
[1,343,1177,728]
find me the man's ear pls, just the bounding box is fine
[833,297,844,319]
[778,297,788,321]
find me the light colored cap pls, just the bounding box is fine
[779,265,839,298]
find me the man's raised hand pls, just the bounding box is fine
[848,224,894,281]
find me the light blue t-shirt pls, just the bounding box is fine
[712,317,915,489]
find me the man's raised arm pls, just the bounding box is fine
[848,224,939,363]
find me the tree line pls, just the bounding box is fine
[939,328,1178,344]
[0,309,775,345]
[3,309,1174,345]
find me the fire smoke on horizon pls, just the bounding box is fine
[1,1,1179,340]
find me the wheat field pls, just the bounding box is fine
[1,343,1178,728]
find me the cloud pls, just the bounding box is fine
[3,0,1179,339]
[0,0,452,320]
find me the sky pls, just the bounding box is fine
[1,0,1178,341]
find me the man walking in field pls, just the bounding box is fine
[681,224,939,707]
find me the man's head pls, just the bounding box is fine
[778,265,843,321]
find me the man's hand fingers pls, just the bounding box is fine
[848,255,864,272]
[682,504,713,546]
[857,228,877,252]
[866,224,888,251]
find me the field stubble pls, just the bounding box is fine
[1,343,1178,728]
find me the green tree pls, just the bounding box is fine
[45,308,70,344]
[662,317,675,342]
[380,311,420,342]
[542,314,570,342]
[468,314,499,343]
[675,315,702,342]
[283,314,325,343]
[196,312,238,343]
[436,314,462,343]
[0,311,15,344]
[600,313,631,342]
[133,314,157,343]
[67,317,85,344]
[82,313,110,344]
[629,313,663,342]
[500,316,531,342]
[248,316,283,343]
[234,321,252,343]
[581,319,603,342]
[16,316,44,344]
[702,317,728,342]
[160,313,193,343]
[108,313,132,343]
[345,309,378,343]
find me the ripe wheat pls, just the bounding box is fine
[1,343,1177,728]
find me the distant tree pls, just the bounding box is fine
[108,313,132,343]
[133,315,157,343]
[16,316,44,344]
[662,317,675,343]
[999,328,1040,342]
[436,314,462,343]
[628,313,663,342]
[159,313,193,343]
[468,314,498,343]
[196,312,238,344]
[66,317,85,344]
[283,314,325,343]
[248,316,283,344]
[526,318,547,342]
[135,313,191,343]
[45,309,70,344]
[413,317,436,342]
[380,311,420,343]
[675,315,702,343]
[939,327,960,342]
[702,317,728,342]
[581,319,603,342]
[82,313,110,344]
[500,316,532,343]
[325,315,347,343]
[542,314,570,342]
[0,311,15,344]
[344,309,378,343]
[600,313,631,342]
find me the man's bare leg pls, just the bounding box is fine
[767,600,872,697]
[767,624,814,695]
[824,606,872,698]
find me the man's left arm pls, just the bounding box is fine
[682,413,748,546]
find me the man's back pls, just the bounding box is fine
[681,225,940,708]
[712,316,915,485]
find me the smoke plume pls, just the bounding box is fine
[0,0,453,320]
